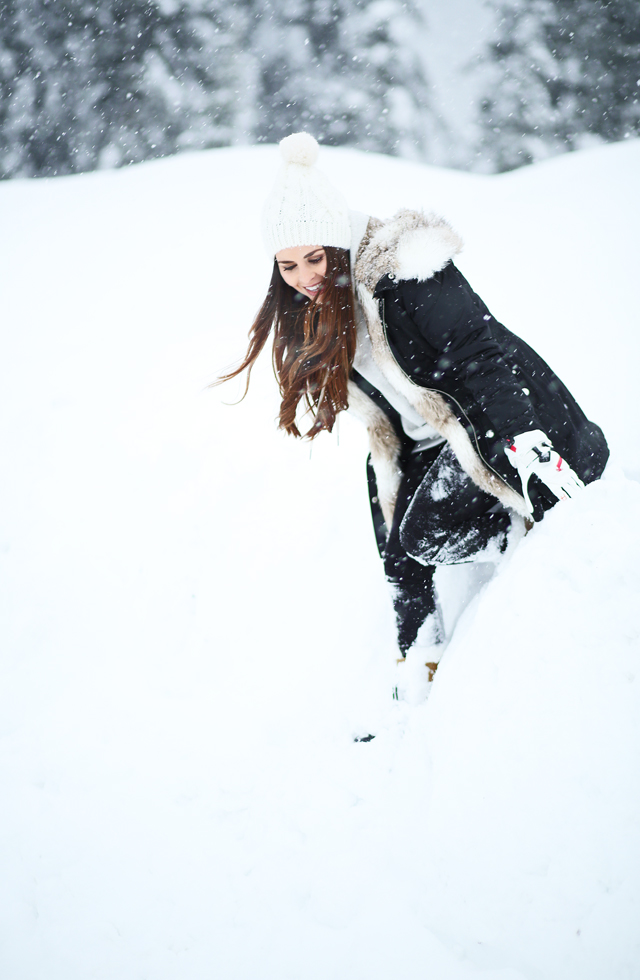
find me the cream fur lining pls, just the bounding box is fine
[346,381,402,528]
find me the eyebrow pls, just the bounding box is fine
[276,248,324,265]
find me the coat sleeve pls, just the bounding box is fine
[399,263,543,441]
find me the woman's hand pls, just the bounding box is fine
[505,429,585,515]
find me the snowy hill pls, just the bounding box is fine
[0,141,639,980]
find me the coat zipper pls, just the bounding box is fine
[378,297,515,490]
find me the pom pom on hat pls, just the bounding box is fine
[262,132,351,256]
[279,132,319,167]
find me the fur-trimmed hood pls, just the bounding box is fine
[346,209,531,529]
[354,209,463,293]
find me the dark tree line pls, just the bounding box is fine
[0,0,251,177]
[480,0,640,170]
[0,0,432,178]
[1,0,638,178]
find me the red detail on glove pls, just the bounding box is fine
[509,444,517,452]
[556,456,563,471]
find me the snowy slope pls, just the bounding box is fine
[0,141,639,980]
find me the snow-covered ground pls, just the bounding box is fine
[0,140,639,980]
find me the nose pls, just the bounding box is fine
[300,265,320,288]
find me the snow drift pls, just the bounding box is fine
[0,139,639,980]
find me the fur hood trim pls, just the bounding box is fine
[354,209,464,293]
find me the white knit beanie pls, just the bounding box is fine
[262,133,351,256]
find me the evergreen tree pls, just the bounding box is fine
[479,0,640,171]
[251,0,434,157]
[0,0,250,178]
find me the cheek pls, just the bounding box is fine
[280,269,297,288]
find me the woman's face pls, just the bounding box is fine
[275,246,327,300]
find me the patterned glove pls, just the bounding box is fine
[505,429,585,515]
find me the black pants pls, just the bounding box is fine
[368,444,512,655]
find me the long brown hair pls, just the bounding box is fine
[216,246,356,439]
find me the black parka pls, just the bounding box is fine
[357,261,609,522]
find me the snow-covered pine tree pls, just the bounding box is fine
[479,0,640,171]
[251,0,433,158]
[0,0,250,178]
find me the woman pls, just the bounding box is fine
[218,133,609,659]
